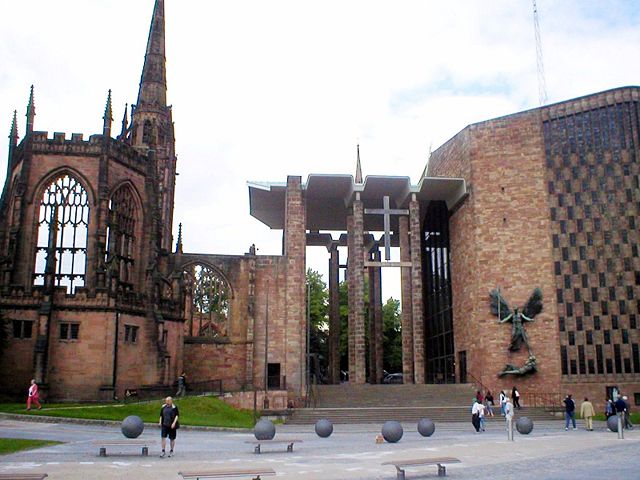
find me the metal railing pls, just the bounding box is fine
[466,371,491,397]
[465,372,562,410]
[520,392,563,410]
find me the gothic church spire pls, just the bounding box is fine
[119,104,129,140]
[9,110,18,148]
[136,0,167,110]
[103,90,113,137]
[355,144,363,184]
[25,85,35,135]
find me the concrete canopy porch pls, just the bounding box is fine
[248,174,467,385]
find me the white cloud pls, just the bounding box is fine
[0,0,638,301]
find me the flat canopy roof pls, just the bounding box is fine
[248,174,466,231]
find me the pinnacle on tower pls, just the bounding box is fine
[103,89,113,137]
[9,110,18,147]
[119,104,129,140]
[25,85,35,135]
[136,0,167,110]
[355,144,363,184]
[175,222,183,254]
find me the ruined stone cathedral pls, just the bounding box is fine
[0,0,304,406]
[2,0,640,409]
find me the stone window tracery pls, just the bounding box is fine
[106,186,137,291]
[185,264,229,338]
[33,174,89,294]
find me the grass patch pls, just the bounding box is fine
[0,396,256,429]
[593,412,640,423]
[0,438,62,455]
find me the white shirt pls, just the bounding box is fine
[504,401,514,418]
[499,392,506,404]
[472,402,484,416]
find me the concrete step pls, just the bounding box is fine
[314,384,479,408]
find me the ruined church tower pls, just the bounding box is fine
[0,0,184,400]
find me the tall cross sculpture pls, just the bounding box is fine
[364,195,408,261]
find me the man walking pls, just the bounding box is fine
[175,372,187,397]
[614,394,632,430]
[471,399,483,432]
[159,396,179,458]
[580,397,595,431]
[564,394,576,431]
[622,396,634,429]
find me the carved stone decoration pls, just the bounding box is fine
[490,288,543,377]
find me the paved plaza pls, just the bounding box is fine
[1,417,639,479]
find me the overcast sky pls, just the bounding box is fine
[1,0,639,301]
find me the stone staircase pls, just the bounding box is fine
[287,384,560,424]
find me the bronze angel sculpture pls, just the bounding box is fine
[490,287,543,377]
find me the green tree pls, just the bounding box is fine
[307,269,328,378]
[382,298,402,373]
[309,273,403,381]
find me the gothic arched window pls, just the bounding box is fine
[34,174,90,294]
[142,120,153,145]
[106,185,138,291]
[185,264,230,338]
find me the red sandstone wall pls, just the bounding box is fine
[183,342,248,391]
[0,309,38,397]
[252,257,289,389]
[429,111,562,397]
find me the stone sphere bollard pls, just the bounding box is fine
[381,421,403,443]
[315,418,334,438]
[607,415,619,432]
[417,418,436,437]
[121,415,145,439]
[254,418,276,440]
[515,417,534,435]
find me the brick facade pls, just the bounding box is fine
[428,86,640,408]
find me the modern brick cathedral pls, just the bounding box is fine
[1,0,639,408]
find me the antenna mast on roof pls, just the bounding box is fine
[532,0,548,106]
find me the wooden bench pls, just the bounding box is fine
[92,440,149,457]
[178,468,276,479]
[0,475,48,480]
[244,439,302,454]
[382,457,461,479]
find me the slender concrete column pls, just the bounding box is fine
[370,247,383,383]
[347,195,366,384]
[409,196,425,383]
[328,242,341,384]
[367,265,375,383]
[346,215,355,380]
[284,176,306,396]
[399,215,414,383]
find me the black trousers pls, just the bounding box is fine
[471,414,480,432]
